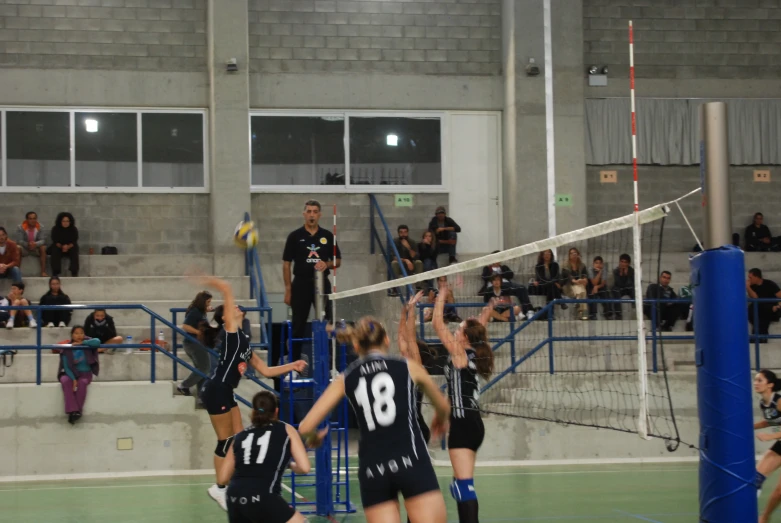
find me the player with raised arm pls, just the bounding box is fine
[194,275,307,511]
[298,317,450,523]
[432,282,494,523]
[754,369,781,523]
[217,391,310,523]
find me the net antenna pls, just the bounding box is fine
[331,203,338,375]
[629,20,650,440]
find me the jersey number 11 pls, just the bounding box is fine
[355,372,397,431]
[242,431,271,465]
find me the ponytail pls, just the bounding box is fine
[760,369,781,393]
[334,317,387,355]
[250,391,278,427]
[472,341,494,381]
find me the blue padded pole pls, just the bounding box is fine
[691,245,756,522]
[313,320,333,516]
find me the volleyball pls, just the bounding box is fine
[234,220,258,249]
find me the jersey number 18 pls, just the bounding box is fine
[354,372,396,431]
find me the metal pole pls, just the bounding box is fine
[314,271,325,321]
[699,101,732,249]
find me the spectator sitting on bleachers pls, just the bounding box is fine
[424,275,461,323]
[480,253,533,319]
[562,248,589,321]
[4,281,36,329]
[0,227,22,284]
[16,211,48,277]
[50,212,79,277]
[428,206,461,264]
[530,249,565,309]
[83,309,122,353]
[177,291,213,396]
[391,225,423,282]
[482,274,522,322]
[588,256,614,320]
[747,268,781,343]
[39,276,72,328]
[644,271,682,332]
[745,212,776,252]
[611,253,635,320]
[418,230,438,290]
[58,326,100,425]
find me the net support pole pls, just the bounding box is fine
[693,101,756,522]
[313,319,333,516]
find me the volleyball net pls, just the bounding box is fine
[329,192,701,448]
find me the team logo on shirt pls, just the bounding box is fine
[767,409,778,419]
[320,237,327,245]
[307,245,321,263]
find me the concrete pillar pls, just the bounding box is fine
[502,0,586,247]
[208,0,251,272]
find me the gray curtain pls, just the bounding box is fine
[585,98,781,166]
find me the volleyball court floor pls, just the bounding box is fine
[0,462,709,522]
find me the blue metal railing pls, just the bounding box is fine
[243,211,273,355]
[369,194,415,300]
[0,304,277,403]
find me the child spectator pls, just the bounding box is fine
[177,291,213,396]
[83,309,122,352]
[39,276,72,328]
[4,281,36,329]
[530,249,565,309]
[58,326,100,424]
[17,211,48,277]
[482,274,522,322]
[0,293,10,328]
[562,247,589,320]
[588,256,614,319]
[0,227,22,283]
[611,253,635,320]
[50,212,79,277]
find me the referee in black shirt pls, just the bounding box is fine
[283,199,342,363]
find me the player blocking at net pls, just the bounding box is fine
[298,317,451,523]
[433,282,494,523]
[190,275,307,511]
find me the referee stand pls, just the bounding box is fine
[278,281,355,517]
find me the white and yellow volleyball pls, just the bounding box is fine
[234,220,258,249]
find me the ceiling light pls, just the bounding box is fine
[386,134,398,146]
[85,119,98,133]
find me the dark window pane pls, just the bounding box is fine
[251,116,345,186]
[6,111,70,187]
[142,113,204,187]
[75,112,137,187]
[349,117,441,186]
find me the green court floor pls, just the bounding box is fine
[0,463,707,522]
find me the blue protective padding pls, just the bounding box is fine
[449,478,477,502]
[691,245,757,521]
[312,321,333,517]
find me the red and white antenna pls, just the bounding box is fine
[629,20,639,213]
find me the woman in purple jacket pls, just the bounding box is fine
[58,326,100,424]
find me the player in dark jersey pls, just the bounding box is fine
[298,316,451,523]
[433,282,495,523]
[217,391,310,523]
[754,369,781,522]
[194,276,307,511]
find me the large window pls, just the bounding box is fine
[0,109,207,191]
[249,111,444,190]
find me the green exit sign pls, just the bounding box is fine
[395,194,414,207]
[555,194,573,207]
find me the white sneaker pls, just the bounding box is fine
[58,322,66,327]
[526,310,535,320]
[207,484,227,511]
[5,323,12,330]
[28,319,37,328]
[46,322,55,328]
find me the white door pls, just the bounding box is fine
[448,113,502,254]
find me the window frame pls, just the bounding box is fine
[0,106,209,193]
[248,109,449,193]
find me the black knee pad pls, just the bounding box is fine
[214,435,234,458]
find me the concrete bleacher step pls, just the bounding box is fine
[0,276,250,302]
[19,254,220,278]
[0,350,272,384]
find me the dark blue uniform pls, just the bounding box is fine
[343,353,439,508]
[445,348,485,451]
[760,392,781,455]
[227,422,295,523]
[200,329,253,415]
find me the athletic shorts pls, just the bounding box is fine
[358,455,440,508]
[771,441,781,456]
[200,379,237,416]
[227,482,295,523]
[447,416,485,452]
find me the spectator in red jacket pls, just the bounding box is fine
[16,211,48,277]
[0,227,22,283]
